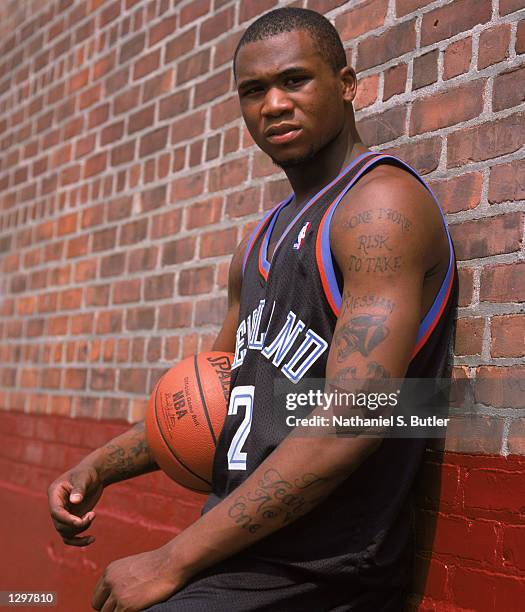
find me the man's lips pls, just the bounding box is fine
[265,127,302,145]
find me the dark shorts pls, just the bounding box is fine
[143,555,407,612]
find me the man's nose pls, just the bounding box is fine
[261,87,293,117]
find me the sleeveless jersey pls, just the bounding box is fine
[203,152,458,596]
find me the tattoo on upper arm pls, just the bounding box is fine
[334,314,390,362]
[341,292,395,317]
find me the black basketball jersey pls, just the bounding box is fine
[203,152,458,597]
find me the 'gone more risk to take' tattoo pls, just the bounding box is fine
[344,208,412,232]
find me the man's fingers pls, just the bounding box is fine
[62,534,96,547]
[55,513,95,538]
[100,596,116,612]
[92,576,111,611]
[51,506,95,529]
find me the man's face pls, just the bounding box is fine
[235,30,347,169]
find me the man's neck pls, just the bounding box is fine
[282,130,369,206]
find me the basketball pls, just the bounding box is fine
[145,351,233,493]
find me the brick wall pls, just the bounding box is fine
[0,0,524,610]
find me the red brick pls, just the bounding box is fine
[176,49,210,85]
[151,208,182,239]
[165,28,196,63]
[384,137,441,175]
[444,35,473,78]
[178,267,214,295]
[209,158,248,191]
[445,413,505,454]
[500,0,525,15]
[180,0,210,26]
[84,151,107,178]
[410,80,484,135]
[195,297,228,326]
[101,121,124,146]
[170,173,205,200]
[489,159,525,204]
[128,104,155,134]
[141,185,167,212]
[458,267,474,307]
[126,308,155,331]
[481,262,525,302]
[119,32,145,63]
[226,187,260,219]
[210,95,241,129]
[118,368,147,393]
[128,246,158,272]
[508,419,525,455]
[429,172,482,214]
[358,106,406,145]
[162,236,196,265]
[493,64,525,112]
[383,63,407,100]
[354,73,379,110]
[395,0,429,17]
[214,31,243,69]
[139,127,168,157]
[307,0,347,11]
[133,48,160,80]
[517,19,525,54]
[478,24,511,69]
[449,212,523,260]
[159,89,189,120]
[200,228,237,258]
[239,0,277,24]
[491,315,525,358]
[64,369,86,390]
[143,68,173,102]
[90,368,116,391]
[119,219,148,246]
[223,127,239,155]
[186,197,223,229]
[144,273,174,300]
[448,113,525,167]
[113,85,140,115]
[158,302,193,329]
[194,68,230,106]
[412,50,438,90]
[421,0,491,46]
[357,19,416,71]
[148,14,177,46]
[475,365,525,410]
[253,150,278,179]
[200,7,234,44]
[455,317,485,356]
[336,0,388,41]
[412,555,448,600]
[96,310,123,334]
[171,110,205,144]
[113,279,141,303]
[111,141,135,166]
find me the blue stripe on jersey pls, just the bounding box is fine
[259,152,377,273]
[318,154,455,348]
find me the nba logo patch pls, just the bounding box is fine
[293,222,311,251]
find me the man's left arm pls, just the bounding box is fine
[92,173,431,612]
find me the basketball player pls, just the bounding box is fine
[48,8,458,611]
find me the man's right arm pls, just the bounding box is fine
[48,237,245,546]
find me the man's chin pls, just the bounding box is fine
[270,146,316,170]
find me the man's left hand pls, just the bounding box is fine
[92,544,187,611]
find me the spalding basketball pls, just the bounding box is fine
[145,351,233,493]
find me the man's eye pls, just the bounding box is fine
[285,77,307,87]
[243,87,263,96]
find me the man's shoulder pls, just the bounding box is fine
[330,160,447,273]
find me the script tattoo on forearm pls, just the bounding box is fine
[103,422,155,481]
[227,468,329,534]
[334,314,390,362]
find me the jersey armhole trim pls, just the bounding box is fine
[242,203,283,278]
[315,154,456,361]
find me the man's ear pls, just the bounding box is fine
[340,66,357,103]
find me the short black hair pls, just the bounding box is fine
[233,7,347,79]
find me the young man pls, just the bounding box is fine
[48,8,457,611]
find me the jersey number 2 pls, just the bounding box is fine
[226,385,254,471]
